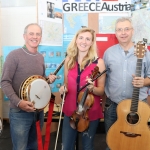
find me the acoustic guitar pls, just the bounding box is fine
[107,41,150,150]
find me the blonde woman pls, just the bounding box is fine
[59,28,106,150]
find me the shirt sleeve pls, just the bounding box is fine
[148,88,150,95]
[145,50,150,78]
[1,52,21,107]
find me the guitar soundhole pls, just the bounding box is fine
[127,112,139,124]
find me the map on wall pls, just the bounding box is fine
[132,8,150,44]
[38,0,63,46]
[39,20,62,46]
[99,12,130,33]
[64,13,88,35]
[99,16,121,33]
[131,0,150,11]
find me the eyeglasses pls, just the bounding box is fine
[115,27,133,33]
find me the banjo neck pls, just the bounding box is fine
[53,58,65,75]
[46,55,66,82]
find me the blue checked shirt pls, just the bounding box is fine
[103,44,150,104]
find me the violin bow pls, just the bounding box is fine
[78,69,107,92]
[54,86,66,150]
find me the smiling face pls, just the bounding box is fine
[76,31,93,54]
[23,24,42,53]
[115,20,134,45]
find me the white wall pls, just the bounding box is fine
[1,6,37,46]
[0,0,36,7]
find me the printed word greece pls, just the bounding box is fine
[63,2,131,12]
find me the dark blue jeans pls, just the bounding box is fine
[9,108,44,150]
[62,115,99,150]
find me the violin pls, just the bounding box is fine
[70,66,100,132]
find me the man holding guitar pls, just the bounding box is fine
[1,23,57,150]
[103,17,150,150]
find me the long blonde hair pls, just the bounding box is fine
[67,28,98,70]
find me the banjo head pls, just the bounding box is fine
[20,75,51,110]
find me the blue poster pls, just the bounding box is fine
[38,45,65,92]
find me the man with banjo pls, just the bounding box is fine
[1,23,57,150]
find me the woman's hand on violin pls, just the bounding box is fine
[86,77,95,93]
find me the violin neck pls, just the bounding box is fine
[77,88,89,113]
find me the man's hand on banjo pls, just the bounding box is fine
[48,74,57,84]
[18,100,36,112]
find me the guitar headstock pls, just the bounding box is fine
[134,40,147,59]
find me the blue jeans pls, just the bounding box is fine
[9,108,44,150]
[62,115,99,150]
[104,98,117,150]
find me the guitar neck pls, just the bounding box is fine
[131,59,143,112]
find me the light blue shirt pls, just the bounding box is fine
[148,88,150,95]
[103,44,150,104]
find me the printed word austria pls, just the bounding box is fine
[62,0,131,13]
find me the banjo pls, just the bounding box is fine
[19,57,66,110]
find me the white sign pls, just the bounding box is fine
[62,0,131,13]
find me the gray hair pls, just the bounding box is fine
[24,23,42,34]
[115,17,133,28]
